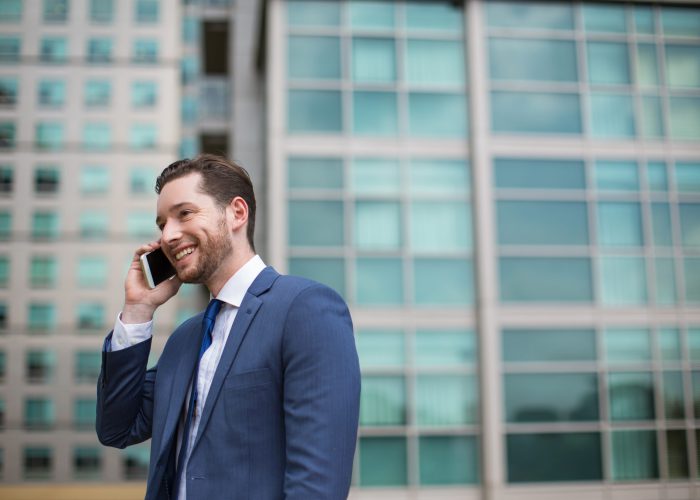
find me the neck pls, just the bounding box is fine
[206,247,256,297]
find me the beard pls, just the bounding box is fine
[177,215,233,284]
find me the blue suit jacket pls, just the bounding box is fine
[96,267,360,499]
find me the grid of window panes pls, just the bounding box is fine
[503,325,700,483]
[286,0,467,137]
[486,2,700,140]
[356,327,478,486]
[496,158,700,305]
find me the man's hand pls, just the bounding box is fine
[122,241,181,324]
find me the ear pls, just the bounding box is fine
[227,196,249,233]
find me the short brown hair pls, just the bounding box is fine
[155,154,256,250]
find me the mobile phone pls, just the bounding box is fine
[139,247,176,289]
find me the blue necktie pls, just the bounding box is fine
[174,298,223,489]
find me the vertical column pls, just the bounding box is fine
[466,1,504,499]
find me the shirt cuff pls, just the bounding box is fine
[110,312,154,351]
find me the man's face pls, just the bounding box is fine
[156,173,233,285]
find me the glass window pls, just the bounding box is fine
[676,162,700,192]
[666,45,700,88]
[288,157,343,190]
[133,39,158,63]
[83,123,111,150]
[182,17,199,44]
[417,375,476,425]
[181,56,198,84]
[0,0,21,21]
[25,398,54,428]
[409,93,467,137]
[405,2,462,31]
[131,81,157,108]
[40,37,67,62]
[288,258,345,298]
[507,432,602,482]
[611,430,658,480]
[680,203,700,247]
[489,38,576,82]
[129,124,156,149]
[90,0,112,22]
[87,37,112,63]
[79,211,108,239]
[0,122,14,148]
[181,95,197,123]
[583,4,626,33]
[604,328,651,362]
[411,202,471,251]
[28,304,57,331]
[651,203,672,246]
[0,255,7,286]
[498,201,587,246]
[662,7,700,37]
[669,97,700,140]
[587,42,630,85]
[288,200,343,247]
[406,39,464,86]
[641,95,664,138]
[596,161,639,191]
[658,328,680,362]
[74,447,101,479]
[38,80,65,107]
[32,212,59,239]
[352,37,395,83]
[503,329,596,362]
[663,371,685,419]
[353,91,397,135]
[609,372,655,421]
[500,257,592,302]
[24,447,52,479]
[486,2,574,30]
[359,437,407,486]
[414,258,472,305]
[419,436,477,485]
[589,93,636,138]
[686,258,700,302]
[647,162,668,191]
[0,36,20,62]
[30,256,57,287]
[495,158,585,190]
[26,350,54,383]
[80,166,109,194]
[77,302,104,330]
[415,329,475,366]
[127,212,155,238]
[129,167,157,194]
[349,0,394,30]
[34,166,60,193]
[635,6,655,34]
[0,302,6,328]
[74,398,96,428]
[600,256,647,305]
[123,445,150,480]
[0,77,17,105]
[35,122,63,150]
[351,158,400,194]
[597,202,643,247]
[410,159,469,194]
[288,90,341,133]
[0,350,5,380]
[43,0,68,22]
[355,257,403,305]
[0,212,10,239]
[360,375,405,426]
[354,201,401,250]
[287,0,340,27]
[655,257,677,305]
[505,373,598,422]
[636,44,659,86]
[135,0,158,23]
[289,36,340,80]
[0,164,11,192]
[77,256,106,288]
[491,91,581,134]
[666,429,690,479]
[84,80,111,107]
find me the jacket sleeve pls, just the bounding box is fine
[282,284,361,500]
[96,332,155,448]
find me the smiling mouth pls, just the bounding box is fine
[175,247,195,261]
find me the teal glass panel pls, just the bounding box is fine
[662,7,700,37]
[288,157,343,190]
[507,433,602,482]
[694,372,700,417]
[353,91,397,135]
[667,430,690,479]
[30,257,57,287]
[665,45,700,88]
[181,56,198,84]
[129,166,156,195]
[636,44,659,86]
[0,77,16,105]
[87,37,112,63]
[647,162,668,191]
[288,36,340,80]
[414,258,472,305]
[25,398,54,427]
[355,201,401,250]
[600,256,647,305]
[133,39,158,63]
[415,330,475,366]
[80,166,109,194]
[583,4,627,33]
[503,329,596,362]
[84,80,111,107]
[0,122,15,148]
[349,1,394,30]
[77,257,107,288]
[38,80,65,106]
[355,257,403,305]
[32,212,59,239]
[500,257,593,302]
[131,81,156,108]
[355,329,404,368]
[589,93,635,138]
[680,204,700,247]
[419,436,478,485]
[491,91,581,134]
[609,372,655,421]
[409,159,469,194]
[611,431,658,480]
[80,211,108,239]
[26,350,55,382]
[0,0,21,21]
[676,162,700,191]
[352,38,395,83]
[655,257,677,305]
[83,123,111,150]
[288,90,342,133]
[406,40,464,86]
[129,124,156,150]
[74,446,101,478]
[598,202,643,247]
[287,0,340,27]
[408,93,467,137]
[494,158,585,189]
[35,122,63,149]
[417,375,476,425]
[40,37,67,62]
[351,158,400,194]
[77,302,104,329]
[659,328,682,361]
[604,328,651,362]
[641,96,664,137]
[588,42,630,84]
[135,0,158,23]
[663,371,685,419]
[486,2,574,30]
[182,17,199,44]
[596,161,638,190]
[0,256,8,286]
[634,6,654,34]
[497,201,588,245]
[410,201,471,251]
[359,437,407,486]
[360,376,405,425]
[74,399,96,427]
[489,38,577,82]
[0,212,10,239]
[28,303,55,331]
[505,373,599,422]
[405,2,462,32]
[669,97,700,140]
[288,200,343,247]
[688,329,700,361]
[0,36,20,62]
[288,258,345,297]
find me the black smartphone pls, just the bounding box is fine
[139,247,176,288]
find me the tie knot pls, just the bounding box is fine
[204,298,223,322]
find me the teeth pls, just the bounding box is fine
[175,247,194,260]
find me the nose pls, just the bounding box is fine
[161,219,182,245]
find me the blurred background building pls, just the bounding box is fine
[0,0,699,499]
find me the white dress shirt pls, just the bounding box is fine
[110,254,266,500]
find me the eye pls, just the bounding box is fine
[179,209,193,218]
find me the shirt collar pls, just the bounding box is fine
[214,255,266,308]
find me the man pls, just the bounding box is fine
[96,154,360,500]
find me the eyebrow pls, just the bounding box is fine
[155,202,190,227]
